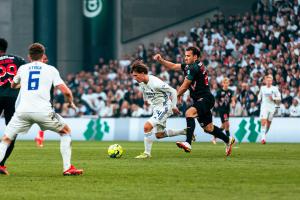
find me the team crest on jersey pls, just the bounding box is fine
[185,65,188,70]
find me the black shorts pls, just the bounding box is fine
[0,96,17,125]
[219,111,230,123]
[192,94,215,127]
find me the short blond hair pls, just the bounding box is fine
[265,74,273,80]
[222,77,229,83]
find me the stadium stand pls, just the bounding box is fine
[56,0,300,118]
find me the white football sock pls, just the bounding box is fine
[261,125,267,140]
[60,134,72,171]
[144,132,153,155]
[165,129,186,137]
[0,141,9,163]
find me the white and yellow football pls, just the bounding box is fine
[107,144,123,158]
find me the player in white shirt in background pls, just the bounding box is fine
[131,60,186,159]
[0,43,83,175]
[258,75,281,144]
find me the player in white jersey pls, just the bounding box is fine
[130,60,186,159]
[258,75,281,144]
[0,43,83,175]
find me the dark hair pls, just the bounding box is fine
[186,46,200,58]
[29,43,45,61]
[0,38,8,52]
[130,60,148,74]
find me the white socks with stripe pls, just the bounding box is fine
[261,125,267,140]
[165,129,186,137]
[60,134,72,171]
[144,132,153,156]
[0,141,9,163]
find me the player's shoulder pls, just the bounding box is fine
[4,54,24,60]
[149,74,161,82]
[260,85,266,90]
[42,63,59,72]
[190,61,201,69]
[271,85,279,90]
[1,54,26,64]
[180,63,187,70]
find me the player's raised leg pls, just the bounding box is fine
[155,124,195,141]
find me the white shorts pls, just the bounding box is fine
[148,104,173,133]
[260,108,275,121]
[4,112,66,140]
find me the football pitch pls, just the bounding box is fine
[1,141,300,200]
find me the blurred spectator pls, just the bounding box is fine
[289,99,300,116]
[279,102,291,117]
[131,104,144,117]
[53,1,300,118]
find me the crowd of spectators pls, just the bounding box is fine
[55,0,300,118]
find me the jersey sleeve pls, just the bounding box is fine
[13,66,22,84]
[180,63,185,71]
[154,79,177,108]
[14,55,26,67]
[18,57,26,66]
[186,63,198,81]
[52,68,64,86]
[272,87,281,101]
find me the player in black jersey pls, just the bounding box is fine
[0,38,26,175]
[154,47,235,156]
[213,78,235,144]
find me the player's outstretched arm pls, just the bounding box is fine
[153,54,181,71]
[177,78,192,98]
[155,79,180,115]
[56,84,77,110]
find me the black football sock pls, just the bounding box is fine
[225,130,230,137]
[206,126,229,144]
[186,117,195,145]
[0,139,16,166]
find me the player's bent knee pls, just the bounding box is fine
[155,132,164,139]
[203,123,214,133]
[59,125,71,135]
[261,119,267,126]
[185,107,197,118]
[1,135,12,144]
[144,122,153,133]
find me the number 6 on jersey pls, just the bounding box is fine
[28,71,40,90]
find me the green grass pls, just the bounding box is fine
[1,141,300,200]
